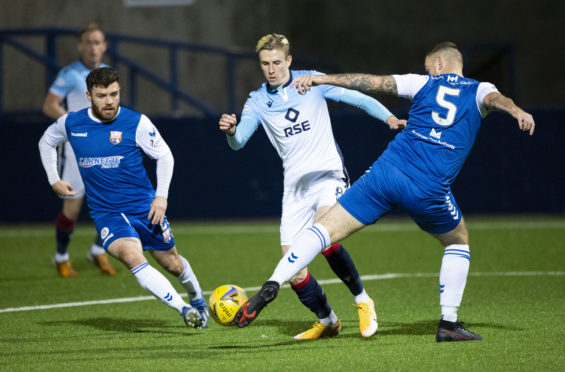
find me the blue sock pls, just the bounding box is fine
[291,272,331,320]
[322,243,363,296]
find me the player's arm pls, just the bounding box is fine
[340,89,406,130]
[136,115,174,224]
[292,74,398,96]
[483,92,535,135]
[42,92,67,120]
[38,115,77,197]
[218,113,260,151]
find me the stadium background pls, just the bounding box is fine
[0,0,563,222]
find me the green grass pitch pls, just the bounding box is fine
[1,216,564,371]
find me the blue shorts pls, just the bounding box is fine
[91,211,176,251]
[338,159,462,234]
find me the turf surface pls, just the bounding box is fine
[1,216,564,371]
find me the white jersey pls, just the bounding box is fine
[241,70,347,190]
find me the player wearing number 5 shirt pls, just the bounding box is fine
[235,42,535,343]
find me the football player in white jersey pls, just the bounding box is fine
[219,33,405,339]
[42,23,115,277]
[39,67,209,329]
[234,42,535,342]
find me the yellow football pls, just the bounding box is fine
[208,284,248,326]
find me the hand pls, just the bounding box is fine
[515,110,535,135]
[219,114,237,136]
[291,75,321,95]
[386,116,407,130]
[148,196,168,225]
[51,180,78,197]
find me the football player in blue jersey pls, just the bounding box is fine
[42,23,115,277]
[39,67,209,329]
[234,42,535,342]
[219,33,405,339]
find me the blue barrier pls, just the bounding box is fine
[2,109,563,222]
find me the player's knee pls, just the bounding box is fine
[289,269,308,285]
[164,256,184,276]
[62,198,83,220]
[153,250,184,276]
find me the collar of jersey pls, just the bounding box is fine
[88,107,121,124]
[266,71,293,94]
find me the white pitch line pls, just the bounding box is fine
[1,271,563,314]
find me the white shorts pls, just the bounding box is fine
[280,177,347,246]
[58,140,85,199]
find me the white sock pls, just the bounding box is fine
[131,262,188,313]
[439,244,470,322]
[177,256,203,301]
[319,310,339,327]
[90,243,105,256]
[54,252,70,263]
[354,289,371,304]
[269,223,330,285]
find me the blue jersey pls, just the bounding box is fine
[64,108,156,216]
[382,74,497,191]
[49,60,110,112]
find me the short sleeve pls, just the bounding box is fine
[49,67,76,99]
[393,74,429,99]
[476,82,499,117]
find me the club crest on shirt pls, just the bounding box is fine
[110,131,122,145]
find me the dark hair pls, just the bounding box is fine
[427,41,459,57]
[86,67,119,92]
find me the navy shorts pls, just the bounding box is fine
[92,211,176,251]
[338,159,462,234]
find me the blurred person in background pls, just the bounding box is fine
[42,23,115,277]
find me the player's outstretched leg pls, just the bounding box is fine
[234,281,280,328]
[291,271,341,340]
[86,236,116,275]
[322,242,377,337]
[131,261,203,328]
[436,320,482,342]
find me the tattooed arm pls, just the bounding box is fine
[292,73,398,96]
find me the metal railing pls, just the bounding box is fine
[0,27,343,117]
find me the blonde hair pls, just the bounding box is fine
[80,23,105,40]
[256,33,290,56]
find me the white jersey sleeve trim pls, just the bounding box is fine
[393,74,430,99]
[476,82,499,118]
[135,115,174,198]
[38,114,69,185]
